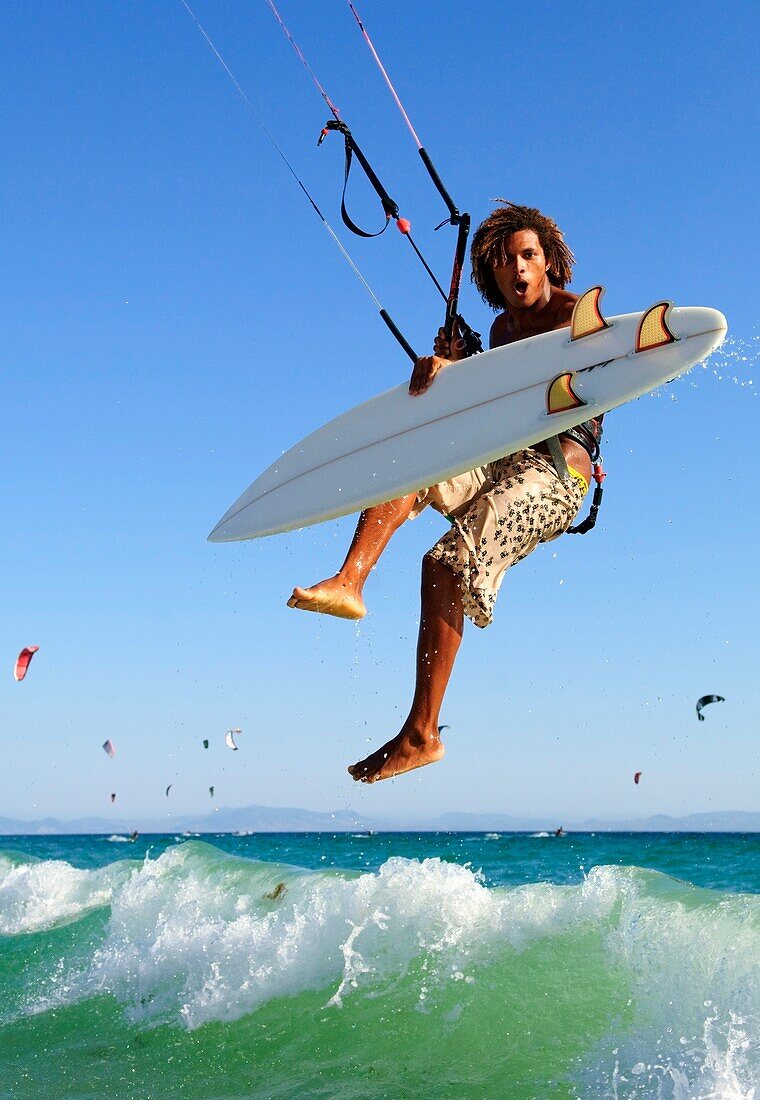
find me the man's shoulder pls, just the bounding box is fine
[489,312,512,346]
[547,287,578,330]
[551,286,578,315]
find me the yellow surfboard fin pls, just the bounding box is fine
[636,301,676,352]
[546,372,586,414]
[570,285,610,341]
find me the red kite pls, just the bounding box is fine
[14,646,39,682]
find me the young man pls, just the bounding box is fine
[289,203,601,782]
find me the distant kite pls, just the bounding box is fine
[696,695,725,721]
[634,771,642,785]
[110,792,116,803]
[202,739,209,749]
[225,728,241,751]
[209,785,215,798]
[165,784,173,798]
[102,739,116,758]
[14,646,39,682]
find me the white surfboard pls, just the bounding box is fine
[209,291,726,542]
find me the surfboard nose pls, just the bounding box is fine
[658,305,727,374]
[704,305,728,333]
[705,306,728,340]
[671,305,728,341]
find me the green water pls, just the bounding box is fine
[0,833,757,1098]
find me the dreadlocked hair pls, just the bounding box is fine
[470,200,576,310]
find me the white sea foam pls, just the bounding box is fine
[70,847,620,1028]
[3,844,757,1095]
[0,854,128,934]
[592,1010,756,1099]
[578,868,759,1098]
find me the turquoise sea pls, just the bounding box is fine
[0,831,757,1099]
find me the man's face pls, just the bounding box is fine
[492,229,550,309]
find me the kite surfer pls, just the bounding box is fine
[288,203,603,782]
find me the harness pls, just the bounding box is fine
[562,419,603,463]
[545,416,606,535]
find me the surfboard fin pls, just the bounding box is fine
[636,301,676,352]
[570,286,610,341]
[546,372,586,415]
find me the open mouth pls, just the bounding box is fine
[514,279,529,295]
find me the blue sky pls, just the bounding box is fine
[2,0,758,825]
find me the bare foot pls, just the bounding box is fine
[348,728,445,783]
[287,576,366,620]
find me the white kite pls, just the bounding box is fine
[225,728,242,751]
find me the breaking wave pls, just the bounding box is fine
[0,842,757,1098]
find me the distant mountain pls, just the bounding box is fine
[0,805,758,835]
[0,805,383,836]
[573,811,760,833]
[421,812,557,832]
[414,810,760,833]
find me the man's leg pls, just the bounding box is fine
[287,493,418,620]
[348,554,463,782]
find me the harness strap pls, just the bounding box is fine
[545,434,570,484]
[546,435,607,536]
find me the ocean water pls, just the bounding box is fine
[0,832,757,1099]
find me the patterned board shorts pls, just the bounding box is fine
[409,447,587,629]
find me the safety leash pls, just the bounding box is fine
[567,460,606,535]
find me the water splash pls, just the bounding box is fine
[1,844,757,1098]
[694,334,758,392]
